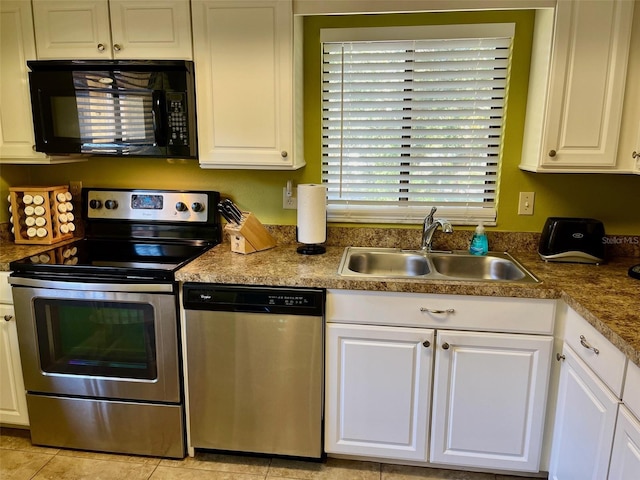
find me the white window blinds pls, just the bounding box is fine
[321,25,514,225]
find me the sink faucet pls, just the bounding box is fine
[421,207,453,252]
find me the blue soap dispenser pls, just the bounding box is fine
[469,222,489,255]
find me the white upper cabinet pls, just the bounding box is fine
[0,0,79,164]
[192,0,304,170]
[32,0,193,60]
[617,1,640,173]
[520,0,635,173]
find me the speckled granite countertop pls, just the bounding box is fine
[2,232,639,368]
[176,244,640,368]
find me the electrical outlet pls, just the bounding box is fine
[283,187,297,209]
[518,192,535,215]
[69,181,82,197]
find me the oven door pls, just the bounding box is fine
[10,277,180,403]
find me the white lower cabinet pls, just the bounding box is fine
[0,273,28,426]
[430,330,552,472]
[548,344,620,480]
[609,405,640,480]
[324,290,555,473]
[325,323,434,461]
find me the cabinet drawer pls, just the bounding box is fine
[564,307,626,397]
[624,361,640,420]
[326,290,555,335]
[0,272,11,304]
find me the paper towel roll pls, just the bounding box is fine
[297,184,327,244]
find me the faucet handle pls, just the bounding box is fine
[427,206,437,221]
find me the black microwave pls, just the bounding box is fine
[27,60,197,158]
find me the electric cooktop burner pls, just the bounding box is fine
[9,238,213,280]
[9,188,221,281]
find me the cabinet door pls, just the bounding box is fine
[549,344,619,480]
[617,1,640,174]
[0,1,48,162]
[109,0,192,60]
[431,330,553,472]
[192,0,302,169]
[33,0,112,59]
[0,303,29,426]
[609,405,640,480]
[325,323,434,461]
[541,0,634,169]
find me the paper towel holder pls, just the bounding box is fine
[297,243,326,255]
[296,183,327,255]
[296,225,326,255]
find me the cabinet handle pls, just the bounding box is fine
[556,353,565,361]
[442,342,450,350]
[97,43,105,52]
[113,44,122,52]
[579,335,599,355]
[420,307,455,314]
[422,340,431,348]
[632,151,639,159]
[281,151,288,158]
[548,149,557,157]
[4,315,12,322]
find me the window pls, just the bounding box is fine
[321,24,515,225]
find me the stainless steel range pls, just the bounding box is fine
[9,188,220,458]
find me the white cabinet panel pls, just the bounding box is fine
[549,344,619,480]
[0,302,29,426]
[32,0,192,60]
[326,289,555,334]
[623,361,640,421]
[609,405,640,480]
[564,306,627,398]
[325,323,434,461]
[617,1,640,173]
[0,1,49,163]
[33,0,112,59]
[430,330,552,472]
[108,1,192,59]
[192,0,303,169]
[520,0,635,172]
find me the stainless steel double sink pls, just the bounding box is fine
[338,247,538,283]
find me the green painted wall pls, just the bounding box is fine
[1,10,639,234]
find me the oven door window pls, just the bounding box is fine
[33,299,157,380]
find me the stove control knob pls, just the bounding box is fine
[191,202,205,213]
[89,199,102,210]
[175,201,188,212]
[105,200,118,210]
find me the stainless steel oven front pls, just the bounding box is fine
[10,276,185,458]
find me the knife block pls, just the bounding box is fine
[224,212,276,254]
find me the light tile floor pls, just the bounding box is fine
[0,428,546,480]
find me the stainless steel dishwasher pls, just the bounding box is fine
[182,283,324,458]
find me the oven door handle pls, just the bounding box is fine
[9,276,174,293]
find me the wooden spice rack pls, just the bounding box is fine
[223,212,276,254]
[9,185,76,245]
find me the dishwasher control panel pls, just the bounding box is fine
[183,283,325,315]
[183,284,325,316]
